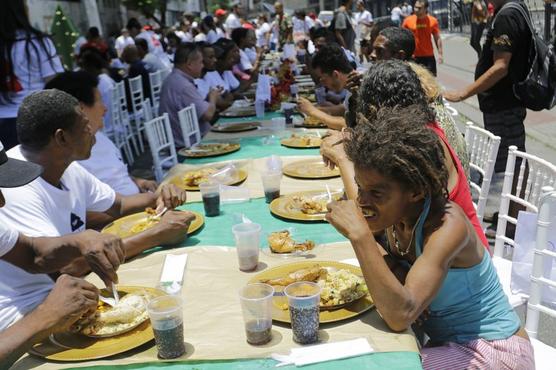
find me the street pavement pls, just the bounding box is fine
[437,33,556,347]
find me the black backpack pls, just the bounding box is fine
[494,2,556,111]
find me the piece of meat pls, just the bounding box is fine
[261,264,327,286]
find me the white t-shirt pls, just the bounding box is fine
[194,33,207,42]
[136,31,171,68]
[224,13,242,35]
[79,132,140,196]
[206,29,220,44]
[355,10,373,38]
[175,30,193,43]
[239,49,253,72]
[0,31,64,119]
[115,35,134,56]
[143,53,166,72]
[256,22,271,47]
[0,223,18,258]
[391,7,402,21]
[0,147,116,329]
[195,71,225,99]
[208,70,239,93]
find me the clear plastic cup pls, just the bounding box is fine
[239,283,274,345]
[270,117,286,131]
[147,295,186,359]
[261,170,282,204]
[232,222,261,271]
[284,281,321,344]
[255,100,265,119]
[199,182,220,217]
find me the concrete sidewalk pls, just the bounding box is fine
[437,33,556,162]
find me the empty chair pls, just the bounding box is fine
[143,113,178,182]
[492,146,556,307]
[127,75,146,152]
[525,186,556,370]
[149,70,163,115]
[108,83,136,164]
[178,104,201,148]
[464,121,501,226]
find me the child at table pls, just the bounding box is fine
[325,105,534,369]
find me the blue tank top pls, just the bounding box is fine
[390,197,520,344]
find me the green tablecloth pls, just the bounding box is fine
[184,136,320,166]
[180,197,346,248]
[216,111,284,124]
[67,352,422,370]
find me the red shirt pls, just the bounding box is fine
[402,14,440,58]
[429,122,490,251]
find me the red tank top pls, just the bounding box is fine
[428,122,490,251]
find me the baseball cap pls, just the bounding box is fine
[0,141,43,188]
[215,9,227,17]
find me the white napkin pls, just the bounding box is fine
[158,253,188,294]
[271,338,373,367]
[256,74,272,102]
[340,258,360,267]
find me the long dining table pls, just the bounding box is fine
[11,112,423,370]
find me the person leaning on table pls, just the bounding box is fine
[0,140,126,369]
[325,105,533,369]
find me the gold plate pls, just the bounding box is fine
[269,189,343,222]
[293,121,327,129]
[178,143,241,158]
[28,286,165,362]
[211,122,260,133]
[249,261,374,324]
[219,106,256,118]
[280,136,322,149]
[101,210,204,239]
[282,159,340,179]
[166,167,248,191]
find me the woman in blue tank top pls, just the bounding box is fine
[325,105,534,369]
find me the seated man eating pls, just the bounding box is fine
[0,90,195,325]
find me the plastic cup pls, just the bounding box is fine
[239,283,274,345]
[270,117,286,131]
[232,222,262,271]
[255,100,265,119]
[147,295,186,359]
[284,282,321,344]
[261,171,282,203]
[199,182,220,217]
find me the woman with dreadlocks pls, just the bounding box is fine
[321,59,488,249]
[326,105,533,369]
[0,0,64,150]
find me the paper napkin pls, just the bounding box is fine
[158,253,188,295]
[271,338,373,367]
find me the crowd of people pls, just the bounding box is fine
[0,0,539,368]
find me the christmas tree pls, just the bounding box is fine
[50,6,80,70]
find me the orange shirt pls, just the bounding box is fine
[402,14,440,57]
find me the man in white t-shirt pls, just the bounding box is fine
[115,28,135,57]
[391,4,403,26]
[224,3,243,36]
[0,90,196,319]
[45,71,158,196]
[0,139,126,366]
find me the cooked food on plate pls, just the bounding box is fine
[291,195,328,214]
[183,168,217,187]
[129,207,159,233]
[288,134,321,146]
[304,115,323,126]
[189,143,236,153]
[261,264,368,308]
[81,291,153,337]
[267,230,315,254]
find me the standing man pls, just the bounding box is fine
[273,2,293,50]
[224,2,243,37]
[354,0,373,62]
[444,0,531,174]
[334,0,356,52]
[402,0,443,76]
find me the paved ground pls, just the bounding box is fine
[437,33,556,347]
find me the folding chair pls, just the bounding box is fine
[143,113,178,182]
[149,70,163,115]
[464,121,501,226]
[525,186,556,370]
[178,104,201,148]
[492,146,556,307]
[127,75,146,152]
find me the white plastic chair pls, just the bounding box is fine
[143,113,178,182]
[127,75,146,152]
[464,121,501,226]
[149,70,163,115]
[109,82,140,163]
[525,186,556,370]
[178,104,201,148]
[141,99,154,123]
[115,81,140,156]
[492,146,556,307]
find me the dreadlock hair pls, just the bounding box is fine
[0,0,58,101]
[346,105,449,213]
[357,60,434,122]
